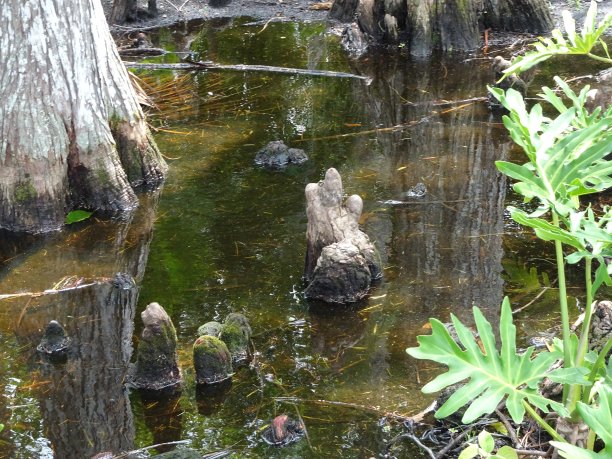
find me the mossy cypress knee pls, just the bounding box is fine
[197,321,222,338]
[220,313,252,363]
[132,302,182,390]
[193,335,233,385]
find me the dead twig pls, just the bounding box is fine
[388,432,436,459]
[435,427,473,458]
[274,397,436,424]
[514,449,550,457]
[496,408,520,447]
[512,278,558,315]
[0,278,111,301]
[112,440,190,458]
[294,115,434,143]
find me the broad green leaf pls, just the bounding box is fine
[406,298,565,424]
[478,430,495,454]
[577,384,612,448]
[458,443,479,459]
[539,86,568,117]
[65,209,93,224]
[550,442,601,459]
[562,10,576,45]
[510,209,584,250]
[495,161,541,188]
[495,446,519,459]
[592,262,612,295]
[548,367,590,385]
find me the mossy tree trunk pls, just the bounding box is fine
[0,0,167,233]
[330,0,552,56]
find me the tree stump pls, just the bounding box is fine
[329,0,552,57]
[37,320,71,359]
[254,140,309,170]
[304,168,380,303]
[132,302,182,390]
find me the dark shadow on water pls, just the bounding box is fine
[139,388,184,453]
[196,379,233,416]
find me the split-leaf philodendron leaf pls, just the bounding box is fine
[406,298,567,423]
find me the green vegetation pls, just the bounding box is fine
[65,209,93,224]
[14,181,36,202]
[408,2,612,457]
[459,430,518,459]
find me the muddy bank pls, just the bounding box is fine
[103,0,330,32]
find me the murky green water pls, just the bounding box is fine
[0,18,606,458]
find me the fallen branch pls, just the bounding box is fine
[118,47,166,57]
[294,115,434,143]
[512,278,558,315]
[0,278,112,301]
[405,96,488,108]
[125,60,372,82]
[274,397,436,424]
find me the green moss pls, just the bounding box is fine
[108,113,124,132]
[219,322,249,361]
[94,161,111,186]
[193,336,232,384]
[224,313,252,339]
[197,321,222,338]
[14,181,36,202]
[135,317,179,378]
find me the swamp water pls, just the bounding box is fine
[0,18,600,458]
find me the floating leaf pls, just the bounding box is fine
[65,210,93,225]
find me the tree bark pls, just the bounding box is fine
[0,0,167,233]
[329,0,553,56]
[109,0,158,24]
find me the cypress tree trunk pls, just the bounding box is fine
[330,0,553,56]
[0,0,167,233]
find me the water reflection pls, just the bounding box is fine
[33,279,137,458]
[139,389,184,453]
[346,53,509,326]
[0,18,546,458]
[0,193,160,457]
[309,303,368,373]
[196,380,232,416]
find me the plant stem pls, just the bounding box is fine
[583,337,612,403]
[552,213,572,404]
[585,53,612,65]
[567,258,594,413]
[523,401,566,443]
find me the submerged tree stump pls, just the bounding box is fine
[304,168,380,303]
[132,302,182,390]
[37,320,71,357]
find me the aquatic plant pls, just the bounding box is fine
[408,2,612,457]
